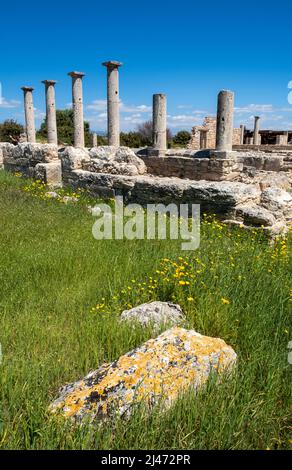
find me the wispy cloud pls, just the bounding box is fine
[0,98,21,109]
[86,99,151,114]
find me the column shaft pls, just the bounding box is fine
[21,87,36,143]
[216,90,234,151]
[253,116,260,145]
[240,124,245,144]
[102,61,122,147]
[68,72,85,148]
[153,94,167,151]
[42,80,57,145]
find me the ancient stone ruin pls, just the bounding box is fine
[0,61,291,235]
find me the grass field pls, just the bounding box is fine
[0,170,291,450]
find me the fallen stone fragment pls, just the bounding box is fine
[62,196,79,204]
[45,191,59,199]
[49,327,237,423]
[120,301,185,329]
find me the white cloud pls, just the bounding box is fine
[235,104,274,114]
[121,103,151,113]
[86,99,151,114]
[86,99,107,111]
[0,98,21,109]
[167,114,203,128]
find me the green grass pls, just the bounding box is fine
[0,170,291,450]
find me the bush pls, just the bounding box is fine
[0,119,24,143]
[173,130,191,147]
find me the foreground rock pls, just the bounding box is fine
[120,301,185,329]
[50,327,237,423]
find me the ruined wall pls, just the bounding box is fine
[140,155,242,181]
[188,117,241,150]
[1,143,291,191]
[0,142,62,186]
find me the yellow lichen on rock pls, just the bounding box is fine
[49,327,237,423]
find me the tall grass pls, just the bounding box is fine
[0,171,291,449]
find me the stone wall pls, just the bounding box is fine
[140,155,242,181]
[1,142,291,234]
[0,142,62,186]
[188,117,241,150]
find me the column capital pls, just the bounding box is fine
[42,80,57,86]
[21,86,34,92]
[102,60,123,69]
[68,71,85,78]
[254,115,260,120]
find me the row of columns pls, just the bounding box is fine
[21,61,167,151]
[20,73,264,153]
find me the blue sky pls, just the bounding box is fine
[1,0,292,133]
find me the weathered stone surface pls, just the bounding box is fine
[238,170,291,191]
[234,204,276,227]
[237,152,284,172]
[49,327,237,422]
[102,61,122,147]
[86,146,146,176]
[260,187,292,212]
[67,170,260,213]
[59,146,90,171]
[35,162,62,186]
[68,72,85,148]
[260,188,292,224]
[13,143,59,163]
[120,302,185,329]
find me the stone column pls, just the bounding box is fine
[153,93,167,152]
[42,80,58,145]
[102,61,122,146]
[240,124,245,144]
[92,132,97,147]
[21,87,36,143]
[253,116,260,145]
[68,71,85,148]
[215,90,234,151]
[276,133,288,145]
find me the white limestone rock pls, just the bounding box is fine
[120,301,185,329]
[86,146,147,176]
[59,146,90,171]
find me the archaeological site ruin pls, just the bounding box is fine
[0,61,291,236]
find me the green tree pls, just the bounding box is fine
[173,130,191,147]
[37,109,92,146]
[0,119,24,143]
[120,131,149,148]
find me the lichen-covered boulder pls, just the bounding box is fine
[85,146,147,176]
[49,327,237,423]
[120,301,185,329]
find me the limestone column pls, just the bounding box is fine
[253,116,260,145]
[215,90,234,151]
[153,93,167,151]
[68,71,85,148]
[240,124,245,144]
[102,61,122,146]
[21,87,36,143]
[42,80,58,145]
[92,132,97,147]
